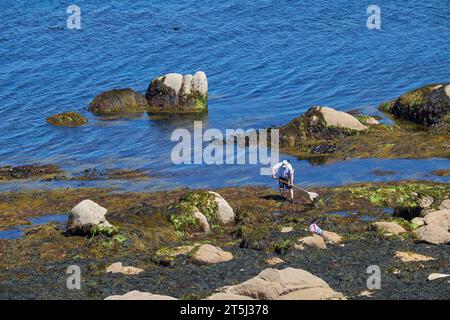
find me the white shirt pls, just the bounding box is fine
[272,162,294,178]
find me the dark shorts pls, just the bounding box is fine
[279,176,292,189]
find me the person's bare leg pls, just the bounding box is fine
[290,188,294,202]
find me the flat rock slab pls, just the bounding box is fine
[414,225,450,245]
[217,267,345,300]
[373,221,406,236]
[280,226,294,233]
[206,293,255,300]
[427,273,450,281]
[265,257,285,265]
[298,234,327,249]
[320,106,368,131]
[106,262,144,275]
[394,251,434,262]
[105,290,177,300]
[191,244,233,265]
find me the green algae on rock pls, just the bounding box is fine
[379,83,450,127]
[46,111,87,126]
[145,71,208,113]
[88,88,148,114]
[0,164,62,182]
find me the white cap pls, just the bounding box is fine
[282,160,288,166]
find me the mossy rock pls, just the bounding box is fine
[168,191,218,233]
[145,72,208,113]
[278,106,366,149]
[378,83,450,127]
[46,111,87,126]
[88,88,148,114]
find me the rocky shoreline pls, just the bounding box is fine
[0,181,448,300]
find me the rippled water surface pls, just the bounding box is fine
[0,1,449,190]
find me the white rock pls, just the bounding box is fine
[161,73,184,94]
[321,230,342,244]
[67,199,113,234]
[193,71,208,95]
[105,290,177,300]
[427,273,450,281]
[319,106,368,131]
[208,191,235,225]
[206,293,254,300]
[394,251,434,262]
[280,226,294,233]
[193,210,211,233]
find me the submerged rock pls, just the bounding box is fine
[88,88,148,114]
[216,267,345,300]
[379,83,450,127]
[190,244,233,265]
[46,111,87,126]
[145,71,208,113]
[372,221,406,236]
[414,225,450,245]
[105,290,177,300]
[66,200,116,236]
[0,164,61,181]
[279,106,367,149]
[106,262,144,275]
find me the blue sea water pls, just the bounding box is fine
[0,1,449,191]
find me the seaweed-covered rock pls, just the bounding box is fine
[379,83,450,127]
[145,71,208,113]
[0,164,61,181]
[88,88,148,114]
[66,199,116,236]
[216,267,345,300]
[190,244,233,265]
[279,106,367,148]
[46,111,87,126]
[208,191,235,225]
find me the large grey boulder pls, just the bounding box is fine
[88,88,148,114]
[66,200,114,235]
[423,209,450,230]
[414,225,450,245]
[208,191,235,225]
[145,71,208,113]
[216,267,345,300]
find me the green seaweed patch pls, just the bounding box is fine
[90,225,120,238]
[178,191,218,224]
[46,111,87,126]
